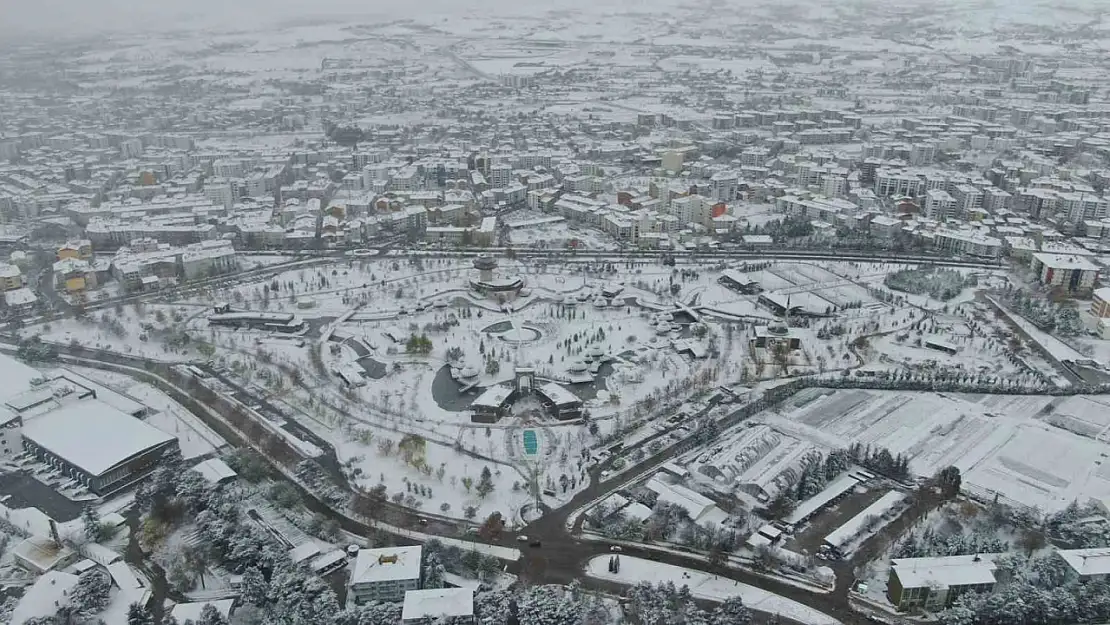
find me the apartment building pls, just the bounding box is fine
[888,554,1002,611]
[53,258,98,295]
[924,189,957,219]
[57,239,93,261]
[951,184,984,216]
[1091,288,1110,318]
[347,546,422,606]
[1030,252,1099,293]
[0,263,23,291]
[933,229,1002,259]
[180,240,238,280]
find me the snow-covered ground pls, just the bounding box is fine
[68,367,229,460]
[755,389,1110,512]
[585,555,841,625]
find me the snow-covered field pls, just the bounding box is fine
[757,389,1110,512]
[585,555,841,625]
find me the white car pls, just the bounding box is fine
[610,546,623,552]
[516,535,529,542]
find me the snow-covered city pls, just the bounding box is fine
[3,0,1110,623]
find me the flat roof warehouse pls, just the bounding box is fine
[21,400,178,494]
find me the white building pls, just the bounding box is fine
[1057,548,1110,583]
[1030,253,1099,293]
[645,475,729,528]
[347,546,422,606]
[933,229,1002,259]
[924,189,957,220]
[204,179,235,210]
[889,554,1002,611]
[180,240,238,280]
[401,588,475,624]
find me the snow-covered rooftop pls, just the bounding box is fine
[350,546,422,586]
[1032,252,1099,271]
[0,353,40,401]
[537,381,579,407]
[646,475,727,526]
[192,457,237,484]
[11,571,78,625]
[401,587,475,621]
[1057,548,1110,578]
[785,472,866,525]
[471,384,513,409]
[170,599,235,624]
[890,553,1001,590]
[823,490,905,549]
[21,400,176,477]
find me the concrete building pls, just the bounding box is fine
[203,179,235,210]
[4,288,37,314]
[933,229,1002,259]
[1030,253,1099,293]
[1092,287,1110,318]
[347,546,422,606]
[180,240,237,280]
[924,189,957,220]
[888,554,1002,611]
[52,258,98,296]
[661,150,685,172]
[0,263,23,291]
[1057,548,1110,583]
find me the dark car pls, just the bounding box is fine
[528,540,542,548]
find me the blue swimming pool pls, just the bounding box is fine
[523,430,539,455]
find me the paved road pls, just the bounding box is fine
[46,344,883,621]
[262,246,1005,269]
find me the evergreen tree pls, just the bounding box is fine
[196,603,230,625]
[126,602,155,625]
[476,466,495,498]
[423,551,446,589]
[241,565,270,607]
[712,596,752,625]
[81,505,101,541]
[69,569,111,618]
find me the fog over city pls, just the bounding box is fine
[1,0,1110,624]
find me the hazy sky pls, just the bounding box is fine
[0,0,675,38]
[1,0,389,36]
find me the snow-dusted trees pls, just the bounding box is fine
[423,539,503,581]
[711,596,752,625]
[473,588,513,625]
[69,569,111,619]
[998,288,1084,336]
[1047,501,1110,548]
[936,466,962,497]
[423,551,446,589]
[625,581,709,624]
[939,552,1110,625]
[476,466,495,498]
[336,602,401,625]
[81,505,102,542]
[884,267,971,301]
[844,442,910,480]
[894,526,1009,559]
[126,602,155,625]
[517,585,586,625]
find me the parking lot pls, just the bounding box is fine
[0,471,85,522]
